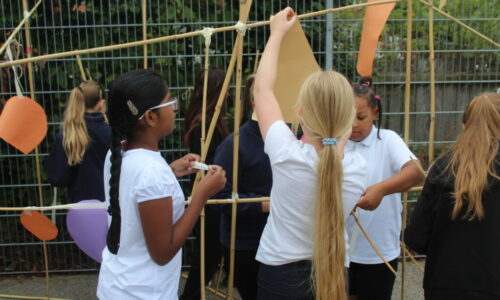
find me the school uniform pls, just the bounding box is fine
[405,151,500,300]
[256,120,367,299]
[46,112,111,203]
[97,149,185,300]
[345,125,418,299]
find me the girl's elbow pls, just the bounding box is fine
[150,252,174,266]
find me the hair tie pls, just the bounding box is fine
[126,100,139,116]
[322,138,337,146]
[374,95,381,101]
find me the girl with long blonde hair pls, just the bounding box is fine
[405,92,500,300]
[46,80,111,203]
[253,8,367,300]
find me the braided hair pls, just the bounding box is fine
[353,76,383,139]
[106,69,168,254]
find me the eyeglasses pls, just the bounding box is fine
[138,98,178,120]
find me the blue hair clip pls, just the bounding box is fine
[322,138,337,146]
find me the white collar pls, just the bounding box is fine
[358,125,378,148]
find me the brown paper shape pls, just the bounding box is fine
[357,0,396,77]
[0,96,47,154]
[273,21,320,124]
[20,210,58,241]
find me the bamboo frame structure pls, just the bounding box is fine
[2,0,498,298]
[401,0,414,299]
[76,55,87,81]
[0,0,43,55]
[428,1,436,164]
[142,0,148,68]
[226,1,253,298]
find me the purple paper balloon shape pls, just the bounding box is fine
[67,199,108,263]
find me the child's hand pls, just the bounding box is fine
[197,165,227,200]
[357,184,385,211]
[170,153,201,177]
[270,7,297,38]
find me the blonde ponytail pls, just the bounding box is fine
[297,71,355,300]
[62,80,104,166]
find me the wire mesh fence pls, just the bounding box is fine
[0,0,498,276]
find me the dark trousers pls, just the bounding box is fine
[180,209,222,300]
[223,246,259,300]
[257,261,314,300]
[348,258,399,300]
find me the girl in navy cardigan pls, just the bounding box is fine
[46,80,111,203]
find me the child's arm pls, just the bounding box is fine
[357,161,425,211]
[253,7,296,139]
[138,165,226,265]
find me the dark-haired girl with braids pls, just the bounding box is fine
[345,77,425,300]
[46,80,111,203]
[96,69,226,299]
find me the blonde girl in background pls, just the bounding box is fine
[47,80,111,203]
[345,77,425,300]
[405,92,500,300]
[254,8,367,300]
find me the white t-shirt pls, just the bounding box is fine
[345,126,417,264]
[97,149,185,300]
[256,120,367,267]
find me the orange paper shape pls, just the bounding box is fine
[20,210,58,241]
[274,21,321,124]
[357,0,396,77]
[0,96,47,154]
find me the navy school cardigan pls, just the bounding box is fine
[46,113,111,203]
[213,119,272,250]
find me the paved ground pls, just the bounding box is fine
[0,262,424,300]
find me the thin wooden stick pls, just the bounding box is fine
[428,2,436,165]
[227,2,253,298]
[0,295,70,300]
[400,242,425,273]
[199,27,211,300]
[211,257,225,300]
[419,0,500,48]
[401,1,414,298]
[0,0,43,56]
[351,211,397,275]
[142,0,148,68]
[253,50,260,73]
[20,0,51,298]
[76,55,87,81]
[0,0,402,69]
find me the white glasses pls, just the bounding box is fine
[138,98,178,120]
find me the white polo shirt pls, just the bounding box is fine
[97,149,185,300]
[345,126,417,264]
[256,120,367,267]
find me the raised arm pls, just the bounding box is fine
[253,7,296,139]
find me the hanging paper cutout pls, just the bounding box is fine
[0,96,47,154]
[253,21,320,124]
[357,0,396,77]
[20,210,58,241]
[67,200,108,262]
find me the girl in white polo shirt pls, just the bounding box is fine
[345,77,425,300]
[96,69,226,300]
[253,8,367,300]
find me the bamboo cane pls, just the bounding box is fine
[419,0,499,48]
[0,295,70,300]
[19,0,51,298]
[227,2,253,298]
[142,0,148,68]
[0,0,402,69]
[428,2,436,165]
[401,242,425,273]
[199,27,211,300]
[0,0,43,56]
[76,55,87,81]
[351,211,397,275]
[401,0,414,298]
